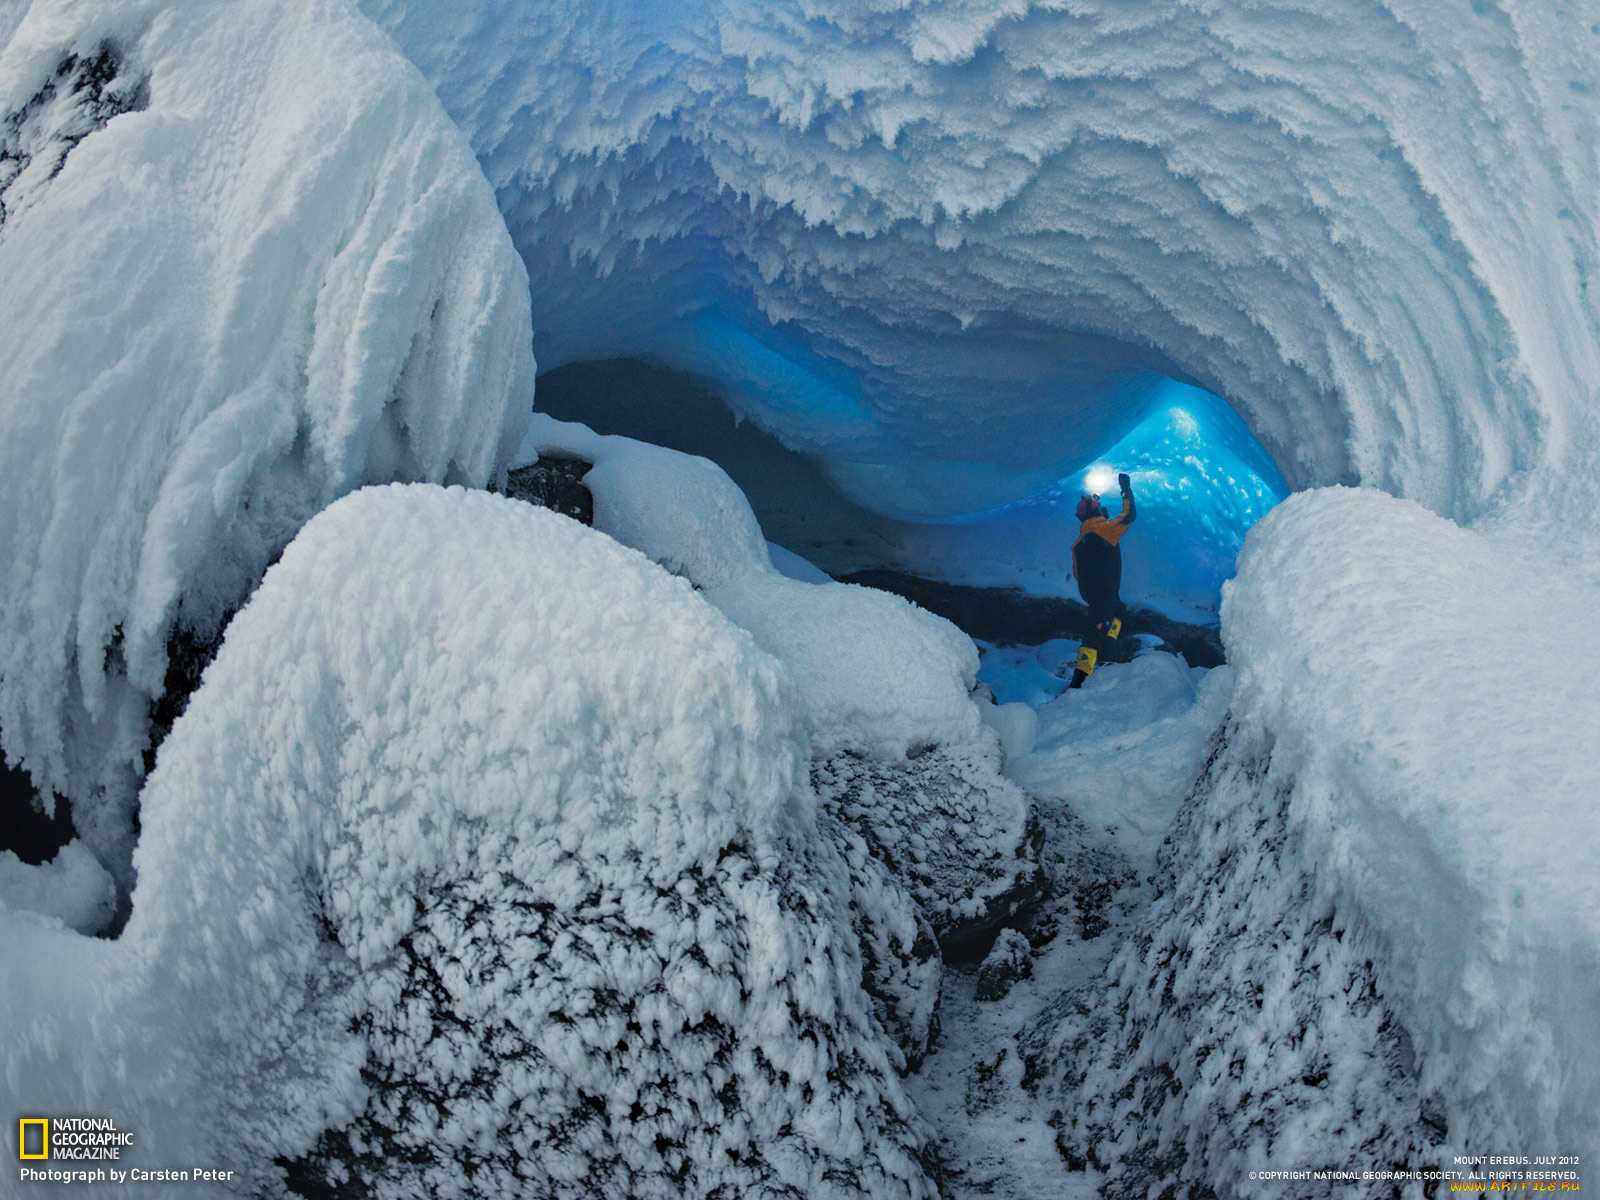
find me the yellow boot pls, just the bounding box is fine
[1068,643,1098,689]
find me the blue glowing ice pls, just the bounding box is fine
[852,380,1288,622]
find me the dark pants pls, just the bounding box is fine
[1069,589,1126,688]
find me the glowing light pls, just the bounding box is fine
[1084,465,1118,495]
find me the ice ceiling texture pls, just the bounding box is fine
[368,0,1599,528]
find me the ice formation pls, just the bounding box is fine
[533,362,1286,620]
[354,1,1600,1172]
[363,0,1599,530]
[1221,491,1598,1155]
[0,0,533,888]
[1,485,943,1196]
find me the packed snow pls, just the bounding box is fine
[1014,653,1235,869]
[0,0,534,896]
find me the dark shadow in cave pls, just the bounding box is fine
[0,752,74,865]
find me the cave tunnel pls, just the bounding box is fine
[534,355,1289,629]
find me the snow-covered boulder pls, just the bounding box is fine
[0,839,115,934]
[1025,730,1445,1197]
[1219,490,1600,1158]
[513,416,1049,959]
[975,929,1033,1003]
[2,485,940,1197]
[0,0,534,893]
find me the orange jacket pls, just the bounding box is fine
[1072,494,1135,581]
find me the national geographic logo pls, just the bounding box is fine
[17,1117,133,1161]
[15,1115,238,1186]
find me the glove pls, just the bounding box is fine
[1118,472,1132,495]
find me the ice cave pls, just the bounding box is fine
[0,1,1596,1198]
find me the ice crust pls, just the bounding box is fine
[363,0,1600,528]
[0,0,534,887]
[1,485,941,1196]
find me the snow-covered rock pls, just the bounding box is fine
[0,0,534,892]
[823,813,944,1074]
[3,485,941,1197]
[0,839,115,934]
[1026,731,1444,1198]
[813,745,1041,960]
[514,417,1051,964]
[975,929,1032,1004]
[1221,490,1600,1158]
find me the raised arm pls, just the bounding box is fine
[1115,472,1137,526]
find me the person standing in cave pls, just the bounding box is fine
[1068,471,1137,689]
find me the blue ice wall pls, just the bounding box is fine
[536,362,1285,623]
[930,380,1289,620]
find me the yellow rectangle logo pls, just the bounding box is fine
[19,1118,48,1159]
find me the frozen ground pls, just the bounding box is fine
[912,648,1233,1198]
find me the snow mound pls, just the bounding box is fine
[511,417,1046,974]
[5,485,937,1196]
[517,414,982,756]
[0,0,534,889]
